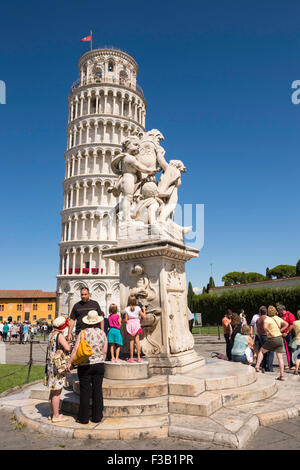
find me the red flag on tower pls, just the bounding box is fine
[80,31,93,50]
[80,34,92,42]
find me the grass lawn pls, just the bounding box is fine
[0,364,45,394]
[192,326,220,335]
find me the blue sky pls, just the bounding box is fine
[0,0,299,293]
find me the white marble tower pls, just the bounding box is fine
[56,47,147,316]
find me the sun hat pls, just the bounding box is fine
[53,316,68,330]
[82,310,104,325]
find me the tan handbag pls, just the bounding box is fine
[73,330,93,365]
[51,333,69,375]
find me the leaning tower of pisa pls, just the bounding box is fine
[56,47,147,316]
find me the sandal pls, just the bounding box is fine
[52,414,69,423]
[127,358,134,363]
[276,376,285,381]
[293,370,299,375]
[255,368,260,373]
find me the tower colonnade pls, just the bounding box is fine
[56,47,147,315]
[68,87,146,127]
[67,119,142,149]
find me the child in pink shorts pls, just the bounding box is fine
[124,295,146,363]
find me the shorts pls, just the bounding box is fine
[262,336,284,353]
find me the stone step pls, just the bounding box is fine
[186,362,257,390]
[168,375,205,397]
[61,390,169,418]
[169,375,277,417]
[29,375,168,401]
[74,375,168,399]
[169,392,223,417]
[220,375,278,407]
[15,402,168,440]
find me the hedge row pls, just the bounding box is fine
[191,286,300,325]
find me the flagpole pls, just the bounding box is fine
[90,30,93,51]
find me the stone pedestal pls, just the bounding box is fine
[103,239,204,375]
[104,360,149,380]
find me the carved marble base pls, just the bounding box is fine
[118,220,189,245]
[103,239,204,375]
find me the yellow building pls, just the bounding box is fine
[0,290,56,323]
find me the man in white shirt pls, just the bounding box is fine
[250,311,260,351]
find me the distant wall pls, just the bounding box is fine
[209,276,300,296]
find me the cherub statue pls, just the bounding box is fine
[131,182,163,225]
[157,160,186,222]
[108,136,156,222]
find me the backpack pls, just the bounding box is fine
[211,352,228,361]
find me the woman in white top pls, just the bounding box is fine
[240,310,247,326]
[124,295,146,363]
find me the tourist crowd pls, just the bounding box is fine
[0,320,52,343]
[222,304,300,381]
[45,287,145,423]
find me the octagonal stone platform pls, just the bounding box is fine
[22,359,282,447]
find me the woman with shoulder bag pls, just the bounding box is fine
[46,316,71,422]
[68,310,107,424]
[254,305,288,381]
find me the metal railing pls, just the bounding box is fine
[192,324,221,339]
[0,338,47,386]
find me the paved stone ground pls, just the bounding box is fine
[0,409,228,451]
[2,407,300,451]
[1,335,300,451]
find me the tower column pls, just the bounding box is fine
[80,247,84,274]
[74,215,78,240]
[66,250,70,275]
[89,247,93,275]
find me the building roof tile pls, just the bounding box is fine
[0,290,56,299]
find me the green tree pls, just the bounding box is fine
[192,285,300,326]
[245,272,266,283]
[296,260,300,276]
[187,281,194,310]
[266,267,272,279]
[222,271,247,286]
[268,265,296,279]
[206,276,216,293]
